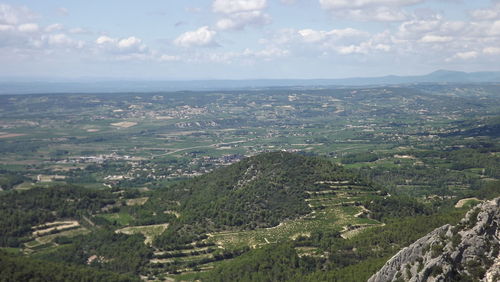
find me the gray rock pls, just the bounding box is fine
[368,198,500,282]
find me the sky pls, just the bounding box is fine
[1,0,500,80]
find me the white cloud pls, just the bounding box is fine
[213,0,267,14]
[489,20,500,35]
[69,27,88,34]
[470,3,500,20]
[319,0,422,22]
[439,21,466,34]
[370,7,407,21]
[0,4,36,25]
[45,23,64,32]
[243,47,290,60]
[419,35,452,43]
[471,9,498,20]
[337,41,390,55]
[113,53,151,61]
[0,6,42,49]
[298,29,327,43]
[18,23,38,32]
[262,7,500,65]
[330,28,368,38]
[213,0,271,30]
[0,3,153,63]
[118,36,142,49]
[215,18,235,30]
[159,54,181,62]
[216,10,271,30]
[95,35,148,54]
[332,7,407,22]
[174,26,218,47]
[205,51,239,63]
[483,46,500,55]
[0,24,14,31]
[397,17,442,39]
[337,45,364,54]
[44,33,83,48]
[96,35,115,45]
[257,28,296,45]
[298,27,367,43]
[47,33,71,45]
[452,51,478,60]
[272,27,391,56]
[319,0,422,9]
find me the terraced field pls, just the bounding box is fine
[23,220,90,253]
[146,241,222,278]
[146,181,384,279]
[115,223,169,245]
[206,181,381,249]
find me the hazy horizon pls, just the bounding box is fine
[1,69,500,83]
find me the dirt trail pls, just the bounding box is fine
[354,205,370,217]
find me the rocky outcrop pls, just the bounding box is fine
[368,198,500,282]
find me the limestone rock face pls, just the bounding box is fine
[368,198,500,282]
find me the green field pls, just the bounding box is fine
[0,85,499,280]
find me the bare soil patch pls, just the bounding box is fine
[115,223,169,245]
[126,197,149,206]
[111,121,137,128]
[32,220,80,236]
[455,197,480,208]
[0,133,26,139]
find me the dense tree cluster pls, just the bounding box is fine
[0,170,26,190]
[38,230,153,275]
[341,152,379,164]
[0,250,139,282]
[205,242,310,282]
[0,185,116,247]
[364,196,433,221]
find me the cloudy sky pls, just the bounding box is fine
[1,0,500,80]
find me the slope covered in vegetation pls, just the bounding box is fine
[153,151,369,247]
[0,250,139,282]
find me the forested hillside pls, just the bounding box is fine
[0,185,117,247]
[0,250,139,282]
[153,152,368,248]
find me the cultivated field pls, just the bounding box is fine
[115,223,169,245]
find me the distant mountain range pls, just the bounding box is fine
[1,70,500,94]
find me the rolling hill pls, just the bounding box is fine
[151,151,377,248]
